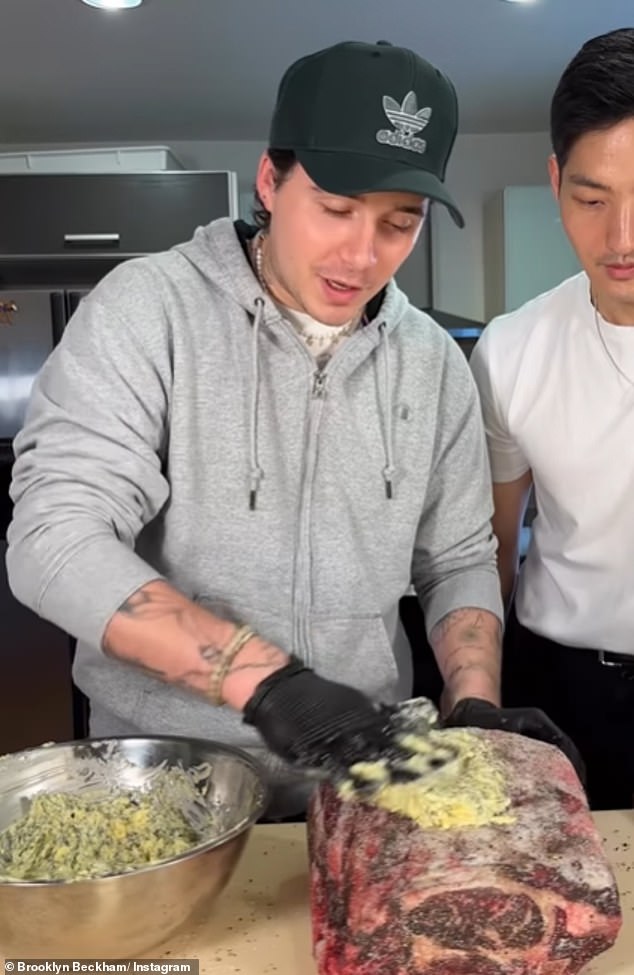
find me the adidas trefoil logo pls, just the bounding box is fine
[376,91,431,154]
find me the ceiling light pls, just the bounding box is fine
[80,0,143,9]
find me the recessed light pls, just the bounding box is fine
[80,0,143,9]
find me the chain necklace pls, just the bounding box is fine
[250,231,365,337]
[251,231,269,293]
[593,300,634,390]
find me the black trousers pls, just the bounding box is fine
[503,608,634,811]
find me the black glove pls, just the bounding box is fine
[243,656,418,784]
[443,697,587,786]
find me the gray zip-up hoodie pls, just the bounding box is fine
[7,218,501,807]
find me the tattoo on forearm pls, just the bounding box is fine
[116,587,191,625]
[431,608,501,646]
[430,608,502,692]
[103,582,286,697]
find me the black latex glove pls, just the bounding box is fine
[443,697,587,786]
[243,656,419,785]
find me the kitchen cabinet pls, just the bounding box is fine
[0,171,238,260]
[484,185,580,320]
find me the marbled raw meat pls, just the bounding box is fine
[308,730,622,975]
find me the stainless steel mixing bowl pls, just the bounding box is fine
[0,736,268,958]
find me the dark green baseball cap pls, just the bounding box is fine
[269,40,464,227]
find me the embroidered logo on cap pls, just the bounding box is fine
[376,91,431,154]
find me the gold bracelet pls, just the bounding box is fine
[207,624,256,706]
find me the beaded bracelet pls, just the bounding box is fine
[207,624,256,706]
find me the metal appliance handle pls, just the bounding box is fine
[63,233,121,245]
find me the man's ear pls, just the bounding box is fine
[255,152,276,213]
[548,154,561,202]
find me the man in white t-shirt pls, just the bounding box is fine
[471,28,634,811]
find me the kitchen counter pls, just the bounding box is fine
[142,811,634,974]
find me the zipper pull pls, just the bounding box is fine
[312,371,328,398]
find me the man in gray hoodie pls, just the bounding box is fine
[6,40,581,817]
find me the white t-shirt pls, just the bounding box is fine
[280,306,359,367]
[470,272,634,653]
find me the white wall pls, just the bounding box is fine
[0,132,554,321]
[431,131,553,321]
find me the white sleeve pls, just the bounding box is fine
[470,328,530,483]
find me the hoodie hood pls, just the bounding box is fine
[173,217,411,331]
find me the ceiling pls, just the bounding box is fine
[2,0,633,145]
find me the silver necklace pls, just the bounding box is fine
[593,302,634,390]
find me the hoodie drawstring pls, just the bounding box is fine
[249,298,265,510]
[379,322,396,500]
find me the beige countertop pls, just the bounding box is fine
[144,811,634,974]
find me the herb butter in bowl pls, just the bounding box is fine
[0,736,268,958]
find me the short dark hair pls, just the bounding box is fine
[251,148,297,230]
[550,28,634,172]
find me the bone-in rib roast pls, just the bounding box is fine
[308,727,622,975]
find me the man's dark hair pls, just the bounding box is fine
[550,28,634,172]
[251,148,297,229]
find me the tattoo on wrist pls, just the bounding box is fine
[226,643,286,675]
[200,645,225,668]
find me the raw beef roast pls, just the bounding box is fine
[308,729,622,975]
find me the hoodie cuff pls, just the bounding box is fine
[38,535,165,649]
[419,568,504,639]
